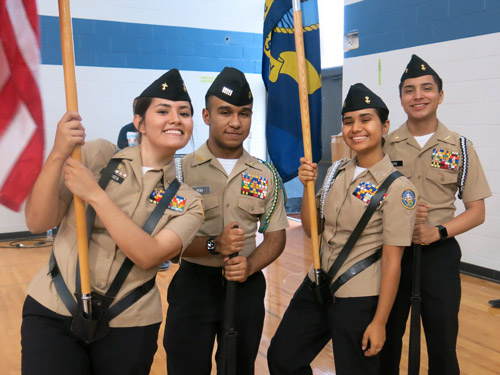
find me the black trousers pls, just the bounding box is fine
[164,260,266,375]
[267,277,379,375]
[21,296,160,375]
[379,238,461,375]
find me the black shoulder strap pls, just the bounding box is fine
[85,158,122,242]
[326,170,402,281]
[105,178,181,299]
[77,158,122,294]
[51,158,121,315]
[330,249,382,294]
[105,178,180,318]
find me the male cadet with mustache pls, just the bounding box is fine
[163,67,288,375]
[379,55,491,375]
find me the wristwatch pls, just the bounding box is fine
[206,236,219,255]
[436,225,448,240]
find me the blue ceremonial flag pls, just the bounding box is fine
[262,0,322,183]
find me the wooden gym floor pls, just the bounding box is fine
[1,218,499,374]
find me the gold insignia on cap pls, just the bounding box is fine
[162,83,168,91]
[183,83,187,93]
[405,68,408,73]
[249,91,252,100]
[343,101,346,107]
[365,96,371,104]
[421,64,426,71]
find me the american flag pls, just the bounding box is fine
[0,0,44,212]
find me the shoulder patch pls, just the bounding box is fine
[401,188,417,210]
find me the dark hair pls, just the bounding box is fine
[399,74,443,95]
[374,107,389,124]
[134,97,153,117]
[205,93,214,110]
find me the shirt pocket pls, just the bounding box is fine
[424,167,457,198]
[199,194,221,234]
[202,194,219,216]
[238,195,266,220]
[425,167,457,185]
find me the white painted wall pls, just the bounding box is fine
[343,32,500,271]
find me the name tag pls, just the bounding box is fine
[193,186,211,194]
[391,160,403,167]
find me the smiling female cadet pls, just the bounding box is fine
[267,83,417,375]
[21,69,204,375]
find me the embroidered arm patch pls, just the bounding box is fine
[401,189,417,209]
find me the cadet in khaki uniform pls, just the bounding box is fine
[268,84,417,375]
[21,69,204,375]
[380,55,491,375]
[164,67,289,375]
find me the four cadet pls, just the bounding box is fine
[268,83,417,374]
[380,55,491,374]
[163,67,289,375]
[22,69,204,375]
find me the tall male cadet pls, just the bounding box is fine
[164,67,288,375]
[380,55,491,374]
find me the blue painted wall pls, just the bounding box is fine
[345,0,500,58]
[40,16,262,74]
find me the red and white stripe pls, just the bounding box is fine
[0,0,44,212]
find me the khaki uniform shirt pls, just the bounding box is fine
[384,121,491,226]
[181,142,289,267]
[28,139,204,327]
[308,155,417,297]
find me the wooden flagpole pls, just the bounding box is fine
[58,0,92,317]
[291,0,321,284]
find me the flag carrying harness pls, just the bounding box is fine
[311,164,403,304]
[49,157,180,343]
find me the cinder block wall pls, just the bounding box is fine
[343,0,500,274]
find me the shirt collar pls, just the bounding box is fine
[345,154,394,185]
[192,141,263,172]
[390,120,454,144]
[112,145,176,185]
